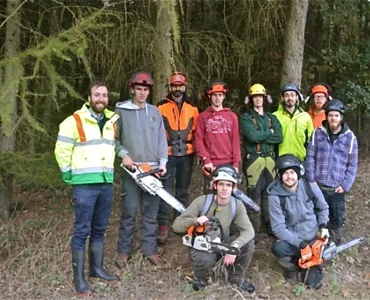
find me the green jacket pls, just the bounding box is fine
[240,109,283,158]
[273,105,314,161]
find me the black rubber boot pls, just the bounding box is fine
[71,248,92,296]
[89,242,120,282]
[192,278,206,291]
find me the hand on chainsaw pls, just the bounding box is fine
[122,155,135,169]
[159,164,167,176]
[203,163,215,172]
[223,254,236,266]
[318,224,330,239]
[196,216,209,225]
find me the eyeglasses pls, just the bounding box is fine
[314,95,326,100]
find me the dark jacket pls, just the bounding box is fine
[240,109,282,157]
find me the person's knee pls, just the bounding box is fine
[272,240,294,258]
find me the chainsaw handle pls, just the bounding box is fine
[202,166,213,178]
[136,168,163,179]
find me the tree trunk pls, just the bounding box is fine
[280,0,309,86]
[153,1,174,104]
[0,0,22,220]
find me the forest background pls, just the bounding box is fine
[0,1,370,299]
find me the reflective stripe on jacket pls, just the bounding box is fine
[54,103,119,185]
[273,105,314,161]
[157,96,199,156]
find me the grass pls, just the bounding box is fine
[0,160,369,299]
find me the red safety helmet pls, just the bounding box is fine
[169,72,188,86]
[129,72,154,87]
[207,80,228,95]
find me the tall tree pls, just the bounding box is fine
[0,0,22,220]
[280,0,309,86]
[153,0,179,104]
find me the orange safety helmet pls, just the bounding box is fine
[311,85,328,97]
[169,72,188,86]
[207,80,228,95]
[129,72,154,87]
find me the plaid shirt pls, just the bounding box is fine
[306,123,358,191]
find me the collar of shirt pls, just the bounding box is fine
[88,107,104,121]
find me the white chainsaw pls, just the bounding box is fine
[182,218,241,255]
[121,163,186,213]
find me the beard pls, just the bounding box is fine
[328,121,341,132]
[171,90,184,98]
[90,101,107,114]
[284,100,296,108]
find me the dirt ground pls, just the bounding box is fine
[0,157,369,300]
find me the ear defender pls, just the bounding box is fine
[244,94,273,105]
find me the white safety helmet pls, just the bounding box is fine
[213,170,238,184]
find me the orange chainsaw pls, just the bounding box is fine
[298,236,364,269]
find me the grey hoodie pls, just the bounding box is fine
[267,179,329,248]
[115,100,168,166]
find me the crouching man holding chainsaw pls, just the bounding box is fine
[173,168,256,293]
[267,154,330,288]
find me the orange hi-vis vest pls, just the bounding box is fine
[157,97,199,156]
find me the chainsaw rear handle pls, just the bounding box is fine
[136,168,163,179]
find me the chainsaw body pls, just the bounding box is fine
[122,164,186,213]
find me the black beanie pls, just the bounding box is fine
[279,166,301,181]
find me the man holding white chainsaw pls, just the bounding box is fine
[267,154,329,288]
[173,167,255,293]
[115,72,168,266]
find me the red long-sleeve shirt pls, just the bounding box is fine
[195,107,241,168]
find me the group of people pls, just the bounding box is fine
[54,71,358,296]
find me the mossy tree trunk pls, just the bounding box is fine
[0,0,22,220]
[280,0,309,86]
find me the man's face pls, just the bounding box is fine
[215,180,233,200]
[327,111,342,130]
[282,91,298,108]
[89,85,108,114]
[313,93,327,110]
[132,85,150,104]
[252,95,264,108]
[282,169,298,188]
[170,84,186,98]
[211,92,225,108]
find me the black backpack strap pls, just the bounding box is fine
[279,180,316,211]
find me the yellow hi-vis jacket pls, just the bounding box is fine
[54,103,119,185]
[273,105,314,161]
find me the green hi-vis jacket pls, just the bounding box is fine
[240,109,283,157]
[273,105,314,161]
[54,103,119,185]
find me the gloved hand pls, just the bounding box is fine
[299,241,312,263]
[317,227,330,239]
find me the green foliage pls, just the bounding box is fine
[0,152,65,189]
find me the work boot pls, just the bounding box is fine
[192,278,206,291]
[236,280,256,294]
[71,248,92,297]
[116,253,130,269]
[284,270,298,285]
[230,277,256,294]
[88,242,120,283]
[145,254,164,266]
[157,225,169,245]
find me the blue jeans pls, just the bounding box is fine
[71,184,114,250]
